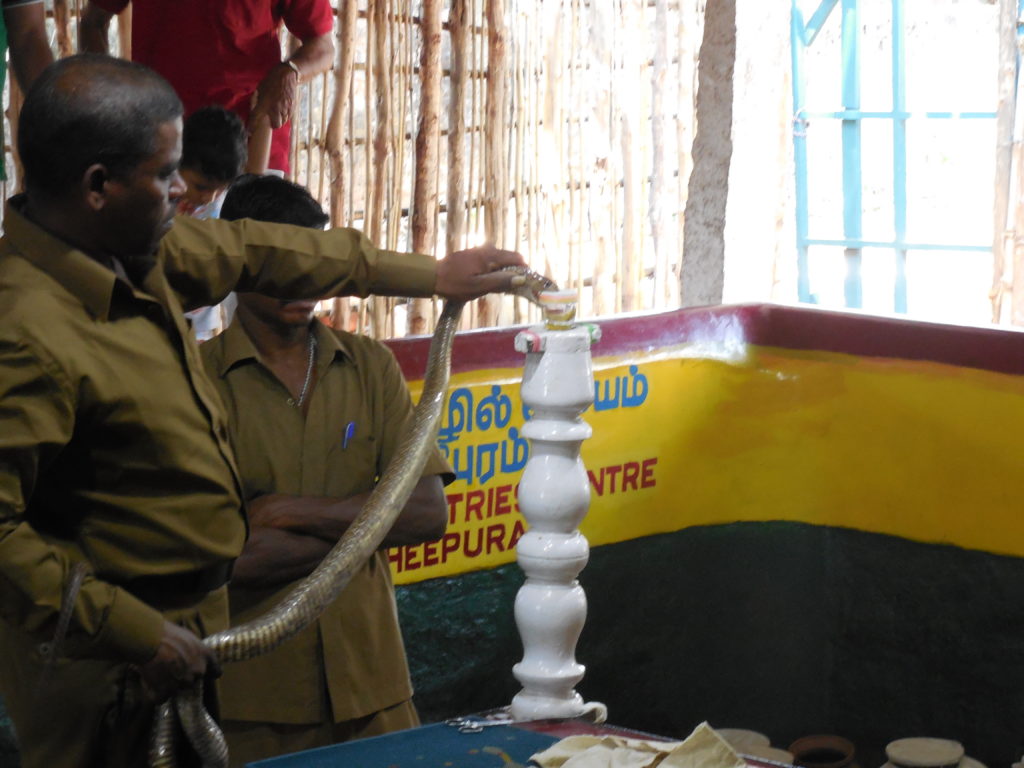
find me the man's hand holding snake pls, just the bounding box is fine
[434,245,527,301]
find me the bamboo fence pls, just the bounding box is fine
[1,0,705,339]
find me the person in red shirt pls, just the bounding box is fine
[78,0,334,175]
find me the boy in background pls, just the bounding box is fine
[179,105,247,219]
[180,106,247,338]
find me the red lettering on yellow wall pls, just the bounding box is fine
[641,457,658,488]
[588,456,658,496]
[466,490,485,521]
[446,493,463,525]
[485,523,505,553]
[509,519,526,549]
[494,485,512,516]
[441,532,460,560]
[622,461,640,491]
[391,457,659,574]
[422,540,439,567]
[391,518,536,573]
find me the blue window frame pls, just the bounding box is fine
[790,0,1010,314]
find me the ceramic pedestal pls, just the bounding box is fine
[510,324,606,723]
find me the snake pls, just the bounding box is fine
[148,266,558,768]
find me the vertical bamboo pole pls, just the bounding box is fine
[650,0,675,309]
[385,0,411,338]
[447,0,470,261]
[359,10,371,337]
[1011,71,1024,325]
[468,0,484,326]
[677,0,701,276]
[116,4,132,59]
[286,35,301,180]
[512,4,526,324]
[591,0,614,317]
[540,3,562,286]
[567,0,577,298]
[368,0,392,338]
[315,72,328,203]
[347,56,357,225]
[619,0,643,312]
[993,0,1016,322]
[53,0,74,58]
[326,2,359,325]
[302,39,314,185]
[6,78,24,190]
[575,3,587,313]
[528,4,541,320]
[553,2,566,294]
[608,0,623,314]
[480,0,508,327]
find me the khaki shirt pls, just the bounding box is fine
[0,197,437,664]
[200,320,452,724]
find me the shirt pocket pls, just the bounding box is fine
[325,433,380,497]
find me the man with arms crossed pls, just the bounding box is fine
[203,174,451,766]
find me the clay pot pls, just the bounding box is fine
[788,735,857,768]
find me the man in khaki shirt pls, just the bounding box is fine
[0,55,522,768]
[200,175,453,766]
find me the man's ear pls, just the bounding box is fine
[82,163,111,211]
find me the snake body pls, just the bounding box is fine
[150,267,557,767]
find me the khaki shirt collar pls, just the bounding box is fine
[214,317,354,379]
[3,195,136,321]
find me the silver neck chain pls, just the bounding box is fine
[295,332,318,408]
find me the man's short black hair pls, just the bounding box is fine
[220,174,330,230]
[18,54,182,201]
[181,106,247,184]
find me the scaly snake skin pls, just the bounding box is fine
[149,266,557,768]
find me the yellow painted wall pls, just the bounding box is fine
[390,340,1024,584]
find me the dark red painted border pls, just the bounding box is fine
[384,303,1024,380]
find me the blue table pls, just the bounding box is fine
[246,722,560,768]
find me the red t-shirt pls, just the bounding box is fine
[93,0,333,172]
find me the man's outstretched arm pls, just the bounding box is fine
[162,215,528,310]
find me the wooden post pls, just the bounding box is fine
[53,0,74,58]
[446,0,469,262]
[587,0,614,317]
[681,0,734,307]
[6,77,24,190]
[1012,71,1024,326]
[407,0,443,335]
[479,0,508,327]
[325,0,357,225]
[620,0,643,312]
[369,0,392,338]
[117,3,132,60]
[677,0,702,284]
[286,35,301,182]
[992,0,1017,323]
[650,0,676,309]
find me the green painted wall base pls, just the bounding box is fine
[2,522,1019,767]
[398,522,1024,768]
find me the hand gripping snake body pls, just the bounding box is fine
[148,266,558,768]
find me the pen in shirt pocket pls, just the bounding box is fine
[342,421,357,449]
